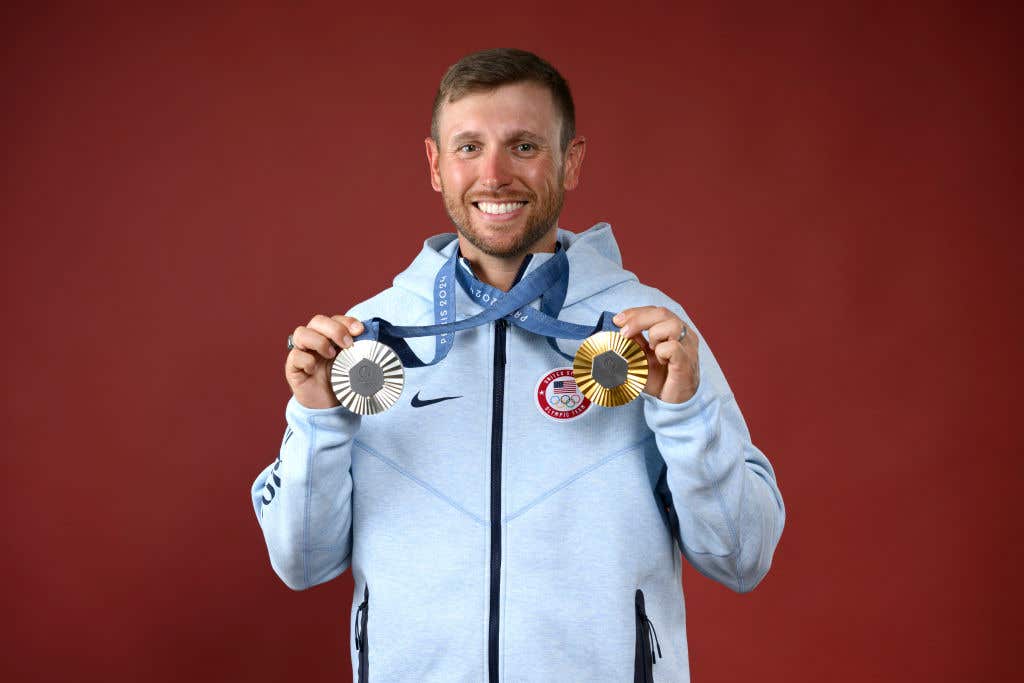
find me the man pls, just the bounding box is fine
[252,48,785,682]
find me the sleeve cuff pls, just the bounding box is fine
[640,375,710,425]
[286,395,362,432]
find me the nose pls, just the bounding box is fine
[480,147,512,191]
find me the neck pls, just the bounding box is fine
[458,229,558,291]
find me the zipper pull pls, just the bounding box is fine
[646,617,663,663]
[355,587,369,651]
[355,603,366,651]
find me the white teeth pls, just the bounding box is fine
[477,201,525,215]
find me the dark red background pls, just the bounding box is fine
[4,2,1019,681]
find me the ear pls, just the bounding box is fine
[562,135,586,191]
[425,137,443,192]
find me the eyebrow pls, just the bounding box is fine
[449,129,549,147]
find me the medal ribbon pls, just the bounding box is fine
[355,242,619,366]
[454,256,619,361]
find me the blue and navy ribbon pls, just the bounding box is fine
[355,243,620,366]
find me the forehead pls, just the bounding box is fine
[437,81,560,142]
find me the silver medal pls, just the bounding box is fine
[331,339,405,415]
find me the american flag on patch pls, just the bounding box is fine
[553,379,578,394]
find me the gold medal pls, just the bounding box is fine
[572,331,648,407]
[331,339,405,415]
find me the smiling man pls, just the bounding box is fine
[252,48,785,682]
[426,78,583,287]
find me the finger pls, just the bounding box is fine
[292,325,338,360]
[612,306,657,336]
[330,315,364,337]
[679,323,700,350]
[286,349,319,376]
[653,339,687,366]
[648,318,685,348]
[632,332,667,375]
[614,306,677,339]
[626,328,652,355]
[307,314,353,350]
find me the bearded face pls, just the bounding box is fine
[426,81,584,261]
[440,162,565,259]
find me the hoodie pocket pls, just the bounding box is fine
[634,588,662,683]
[355,585,369,683]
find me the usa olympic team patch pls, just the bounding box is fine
[535,368,591,421]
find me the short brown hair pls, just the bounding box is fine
[431,48,576,151]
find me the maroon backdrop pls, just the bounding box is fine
[4,2,1019,681]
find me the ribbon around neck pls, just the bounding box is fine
[354,242,620,367]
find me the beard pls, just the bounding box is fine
[440,169,565,259]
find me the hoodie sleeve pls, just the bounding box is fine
[250,396,360,590]
[639,304,785,594]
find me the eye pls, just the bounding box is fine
[457,143,479,153]
[515,143,535,153]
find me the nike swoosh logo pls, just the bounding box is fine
[410,391,462,408]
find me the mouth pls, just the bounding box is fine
[472,200,528,219]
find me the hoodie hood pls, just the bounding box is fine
[392,222,638,308]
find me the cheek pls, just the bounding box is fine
[532,174,559,201]
[524,161,560,192]
[440,160,474,194]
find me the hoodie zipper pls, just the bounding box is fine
[487,318,507,683]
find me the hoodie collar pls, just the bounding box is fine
[392,222,636,307]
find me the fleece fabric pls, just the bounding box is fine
[251,222,785,682]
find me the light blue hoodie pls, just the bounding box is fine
[251,223,785,682]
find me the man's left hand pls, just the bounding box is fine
[613,306,700,404]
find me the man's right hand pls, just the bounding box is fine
[286,314,365,409]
